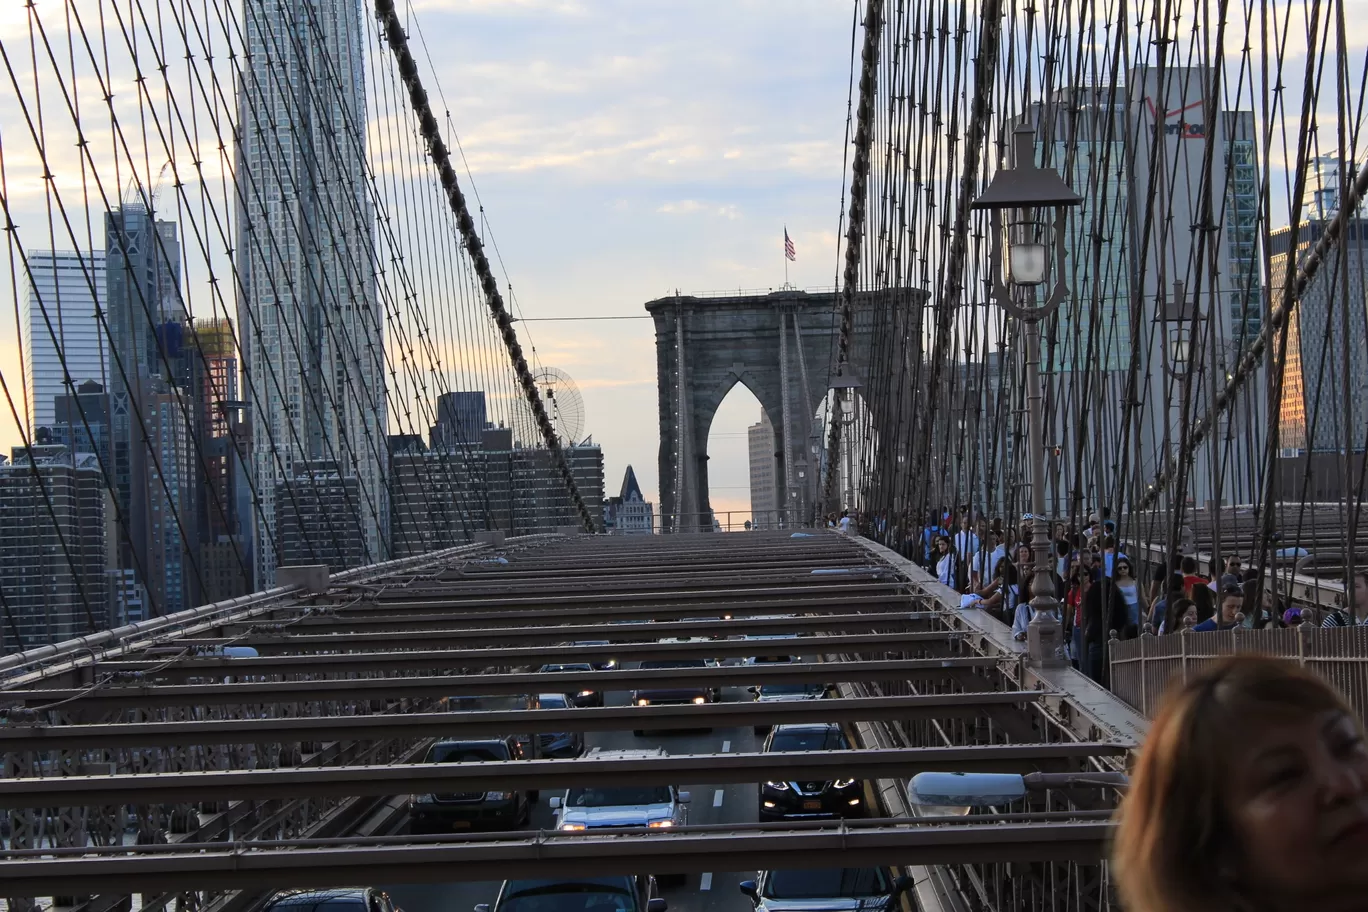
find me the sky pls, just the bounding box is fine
[401,0,858,514]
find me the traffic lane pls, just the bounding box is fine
[664,726,762,912]
[381,679,753,912]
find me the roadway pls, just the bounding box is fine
[381,666,771,912]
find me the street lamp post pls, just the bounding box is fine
[971,124,1082,667]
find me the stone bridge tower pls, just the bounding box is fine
[647,288,917,533]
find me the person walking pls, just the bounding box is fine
[1323,570,1368,627]
[1081,570,1127,685]
[1192,584,1245,632]
[1114,656,1368,911]
[1112,558,1146,639]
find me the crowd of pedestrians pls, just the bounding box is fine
[852,504,1368,689]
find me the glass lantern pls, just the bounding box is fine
[1005,212,1049,287]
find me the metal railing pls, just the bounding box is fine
[1108,626,1368,719]
[645,510,817,533]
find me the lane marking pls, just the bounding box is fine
[712,788,725,808]
[721,740,731,752]
[699,873,714,891]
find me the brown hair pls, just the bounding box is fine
[1113,657,1360,912]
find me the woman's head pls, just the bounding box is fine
[1165,597,1196,632]
[1114,657,1368,912]
[1115,558,1134,578]
[935,535,950,552]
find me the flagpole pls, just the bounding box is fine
[784,226,789,288]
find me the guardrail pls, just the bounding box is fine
[1108,626,1368,718]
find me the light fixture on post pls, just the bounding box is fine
[1159,280,1204,381]
[971,123,1082,667]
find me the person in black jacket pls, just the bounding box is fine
[1081,569,1128,686]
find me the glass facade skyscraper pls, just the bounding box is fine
[236,0,386,585]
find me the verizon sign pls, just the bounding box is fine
[1144,97,1206,139]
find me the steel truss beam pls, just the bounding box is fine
[0,693,1041,750]
[284,595,912,626]
[184,612,937,652]
[87,632,958,680]
[357,581,904,610]
[385,569,893,597]
[1,658,1000,710]
[0,821,1112,892]
[0,743,1129,808]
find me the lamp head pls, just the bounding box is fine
[906,771,1027,814]
[971,126,1084,212]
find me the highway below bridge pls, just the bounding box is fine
[0,532,1144,912]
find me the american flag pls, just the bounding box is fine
[784,228,796,262]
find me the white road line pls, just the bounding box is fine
[712,788,725,808]
[699,873,714,891]
[721,740,731,752]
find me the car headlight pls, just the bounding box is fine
[485,791,509,800]
[647,819,674,828]
[692,696,706,705]
[410,794,434,804]
[603,659,618,668]
[833,779,856,789]
[765,781,790,791]
[578,690,595,697]
[560,822,586,831]
[636,698,650,706]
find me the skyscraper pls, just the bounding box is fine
[190,319,253,602]
[430,391,488,450]
[236,0,386,585]
[22,251,107,433]
[105,203,197,618]
[1271,219,1368,457]
[748,409,778,528]
[0,445,106,653]
[1126,66,1265,508]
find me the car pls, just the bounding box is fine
[549,749,691,832]
[536,693,585,758]
[475,876,667,912]
[444,694,542,759]
[630,659,718,735]
[739,868,912,912]
[758,723,864,821]
[264,889,398,912]
[409,737,534,833]
[748,682,829,734]
[570,641,618,671]
[549,751,692,886]
[539,664,602,707]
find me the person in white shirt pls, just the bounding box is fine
[968,531,1006,592]
[934,536,958,588]
[952,519,984,571]
[837,510,852,534]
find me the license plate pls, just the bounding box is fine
[803,800,822,810]
[450,820,472,830]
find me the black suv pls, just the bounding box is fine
[264,890,397,912]
[410,737,533,833]
[758,723,864,821]
[477,876,667,912]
